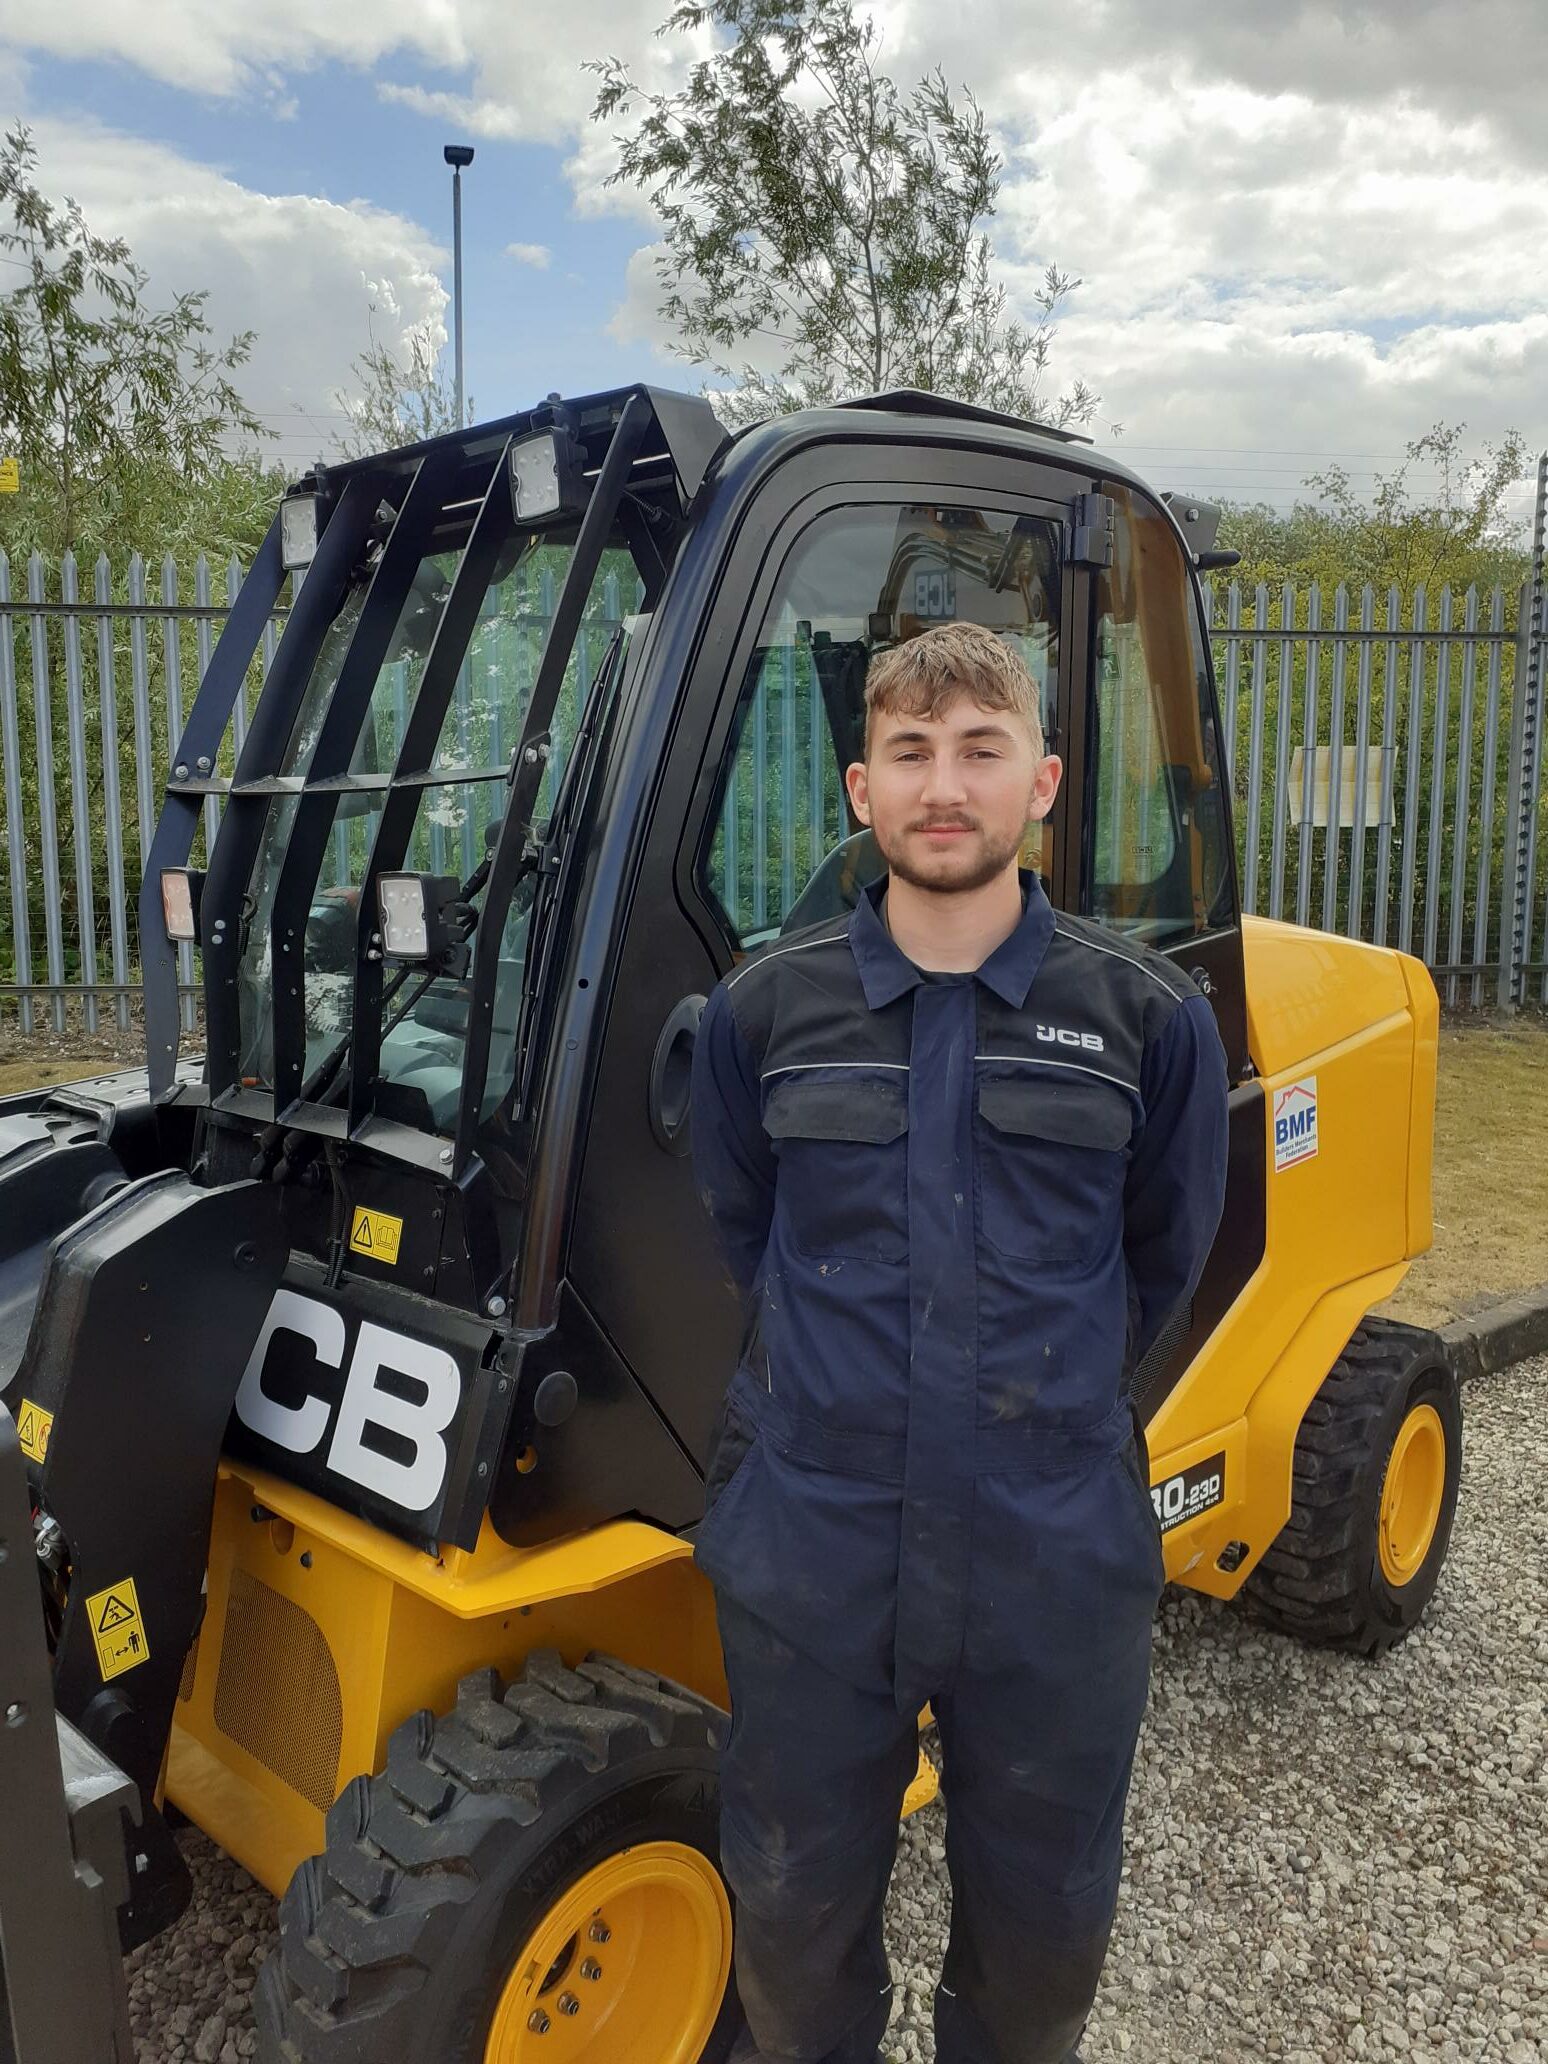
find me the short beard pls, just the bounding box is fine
[872,819,1027,896]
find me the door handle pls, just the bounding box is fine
[648,994,706,1155]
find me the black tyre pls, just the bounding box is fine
[255,1650,745,2064]
[1243,1317,1462,1657]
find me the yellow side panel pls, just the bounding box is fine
[167,1473,726,1897]
[1241,913,1410,1079]
[1147,917,1434,1597]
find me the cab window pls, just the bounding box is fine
[1086,485,1233,945]
[699,501,1062,949]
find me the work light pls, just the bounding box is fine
[509,428,587,524]
[160,867,205,945]
[377,872,467,971]
[280,493,320,571]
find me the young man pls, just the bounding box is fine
[690,622,1230,2064]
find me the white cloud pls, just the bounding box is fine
[20,114,448,473]
[505,241,551,269]
[1,0,1542,499]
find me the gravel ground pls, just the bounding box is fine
[129,1356,1548,2064]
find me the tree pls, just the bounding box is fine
[590,0,1094,429]
[0,125,268,559]
[335,314,469,457]
[1220,424,1531,599]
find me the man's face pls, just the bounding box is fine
[843,691,1062,896]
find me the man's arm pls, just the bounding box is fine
[689,980,777,1304]
[1123,990,1231,1369]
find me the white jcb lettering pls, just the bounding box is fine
[1034,1024,1106,1053]
[235,1287,342,1454]
[325,1321,461,1512]
[235,1289,462,1512]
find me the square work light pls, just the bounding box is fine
[160,867,206,944]
[280,493,320,571]
[508,428,588,525]
[377,872,467,970]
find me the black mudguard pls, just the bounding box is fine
[0,1066,202,1390]
[1,1169,287,1947]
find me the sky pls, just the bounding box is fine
[2,0,1544,528]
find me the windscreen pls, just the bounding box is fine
[233,536,642,1135]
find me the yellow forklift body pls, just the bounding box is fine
[169,905,1438,1900]
[1146,917,1438,1594]
[167,1466,726,1895]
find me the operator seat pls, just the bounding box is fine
[779,830,885,933]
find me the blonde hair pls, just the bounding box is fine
[863,623,1045,760]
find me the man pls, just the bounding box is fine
[690,621,1230,2064]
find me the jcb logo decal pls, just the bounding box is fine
[1035,1024,1105,1052]
[235,1288,461,1513]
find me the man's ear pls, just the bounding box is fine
[844,760,870,825]
[1030,752,1063,820]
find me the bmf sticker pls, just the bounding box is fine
[1151,1451,1226,1534]
[1273,1075,1319,1171]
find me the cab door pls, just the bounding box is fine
[1069,478,1265,1412]
[568,434,1091,1472]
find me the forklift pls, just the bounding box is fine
[0,384,1461,2061]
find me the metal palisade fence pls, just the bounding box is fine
[1209,454,1547,1009]
[1,460,1546,1034]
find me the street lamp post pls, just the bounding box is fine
[443,145,475,428]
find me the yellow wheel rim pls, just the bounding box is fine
[1378,1403,1446,1587]
[485,1841,732,2063]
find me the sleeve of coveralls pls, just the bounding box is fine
[689,979,778,1305]
[1123,991,1231,1368]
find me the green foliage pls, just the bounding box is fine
[0,125,273,563]
[1218,424,1532,600]
[590,0,1093,428]
[334,313,470,457]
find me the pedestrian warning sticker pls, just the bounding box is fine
[15,1397,52,1464]
[349,1206,403,1265]
[85,1578,150,1681]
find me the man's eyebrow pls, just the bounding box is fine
[884,721,1018,744]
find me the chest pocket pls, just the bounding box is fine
[975,1070,1135,1263]
[763,1070,910,1263]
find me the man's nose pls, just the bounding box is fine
[919,756,969,806]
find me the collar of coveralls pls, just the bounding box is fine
[849,863,1055,1014]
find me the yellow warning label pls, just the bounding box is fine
[0,457,18,494]
[85,1577,149,1682]
[15,1397,52,1464]
[349,1206,403,1265]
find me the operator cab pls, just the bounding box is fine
[140,383,1256,1555]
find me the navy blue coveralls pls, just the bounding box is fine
[690,867,1230,2064]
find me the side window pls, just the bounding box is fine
[699,502,1062,947]
[1087,486,1233,944]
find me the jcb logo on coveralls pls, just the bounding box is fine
[235,1287,462,1512]
[1035,1024,1105,1052]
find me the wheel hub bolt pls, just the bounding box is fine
[580,1958,602,1981]
[588,1921,611,1943]
[527,2009,550,2034]
[558,1992,581,2016]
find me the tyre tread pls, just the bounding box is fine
[255,1649,724,2061]
[1242,1316,1460,1657]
